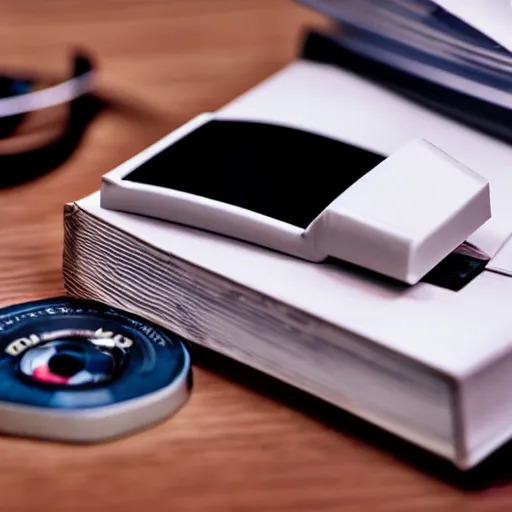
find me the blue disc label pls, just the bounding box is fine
[0,297,191,409]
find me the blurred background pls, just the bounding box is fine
[0,0,325,306]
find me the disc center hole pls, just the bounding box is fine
[48,354,85,377]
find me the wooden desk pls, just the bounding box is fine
[1,1,511,510]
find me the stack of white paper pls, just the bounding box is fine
[298,0,512,141]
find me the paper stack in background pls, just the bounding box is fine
[299,0,512,143]
[63,1,512,470]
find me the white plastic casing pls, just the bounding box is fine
[101,113,491,284]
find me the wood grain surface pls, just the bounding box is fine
[1,1,512,510]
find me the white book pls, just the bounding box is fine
[64,59,512,470]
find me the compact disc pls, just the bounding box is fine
[0,296,192,443]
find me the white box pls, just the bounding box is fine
[101,117,490,284]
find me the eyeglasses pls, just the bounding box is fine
[0,51,99,188]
